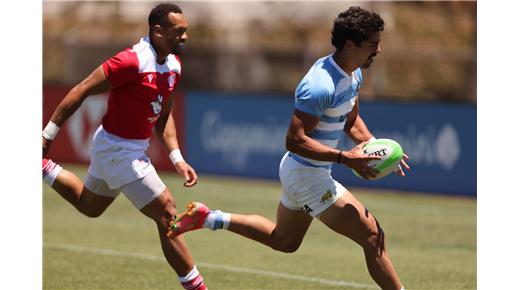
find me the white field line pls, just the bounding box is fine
[44,242,377,289]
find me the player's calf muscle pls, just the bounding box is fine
[52,170,84,205]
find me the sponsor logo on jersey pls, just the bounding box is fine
[148,74,153,83]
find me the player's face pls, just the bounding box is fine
[357,32,382,68]
[162,12,188,55]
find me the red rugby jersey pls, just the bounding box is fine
[101,36,181,139]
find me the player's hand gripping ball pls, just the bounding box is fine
[353,138,404,180]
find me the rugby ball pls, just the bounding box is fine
[353,138,403,180]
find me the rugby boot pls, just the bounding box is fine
[167,202,210,238]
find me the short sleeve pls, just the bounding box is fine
[294,81,330,117]
[102,49,139,87]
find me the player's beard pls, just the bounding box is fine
[172,42,185,55]
[362,54,377,68]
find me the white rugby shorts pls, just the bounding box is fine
[279,152,345,217]
[85,126,165,209]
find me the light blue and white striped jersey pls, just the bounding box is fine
[289,54,363,169]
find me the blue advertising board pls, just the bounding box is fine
[334,101,476,196]
[185,91,476,197]
[185,92,291,179]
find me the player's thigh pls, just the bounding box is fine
[79,187,117,215]
[279,157,344,218]
[121,170,167,214]
[273,202,313,244]
[82,174,119,214]
[318,190,379,245]
[122,171,174,223]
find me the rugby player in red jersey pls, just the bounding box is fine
[42,3,208,290]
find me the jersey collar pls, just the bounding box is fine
[141,36,163,65]
[328,55,353,78]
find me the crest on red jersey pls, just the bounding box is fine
[150,94,163,116]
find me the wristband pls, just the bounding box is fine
[337,150,343,163]
[42,121,60,140]
[169,149,185,164]
[368,136,376,143]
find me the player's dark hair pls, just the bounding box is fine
[331,6,384,50]
[148,3,183,31]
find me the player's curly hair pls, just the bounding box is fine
[148,3,183,29]
[331,6,384,50]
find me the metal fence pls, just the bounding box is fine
[43,1,476,103]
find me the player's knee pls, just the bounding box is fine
[80,207,105,218]
[363,222,386,255]
[155,199,178,229]
[277,243,300,253]
[273,238,302,253]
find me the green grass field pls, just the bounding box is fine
[43,165,476,290]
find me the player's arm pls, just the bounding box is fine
[155,95,198,187]
[155,96,180,153]
[42,65,111,157]
[343,97,375,144]
[286,109,342,162]
[286,109,379,179]
[344,97,410,176]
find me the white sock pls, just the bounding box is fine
[178,265,207,290]
[178,265,200,283]
[42,159,63,186]
[203,210,231,230]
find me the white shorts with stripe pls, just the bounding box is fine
[279,152,345,217]
[85,126,165,209]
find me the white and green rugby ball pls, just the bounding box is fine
[353,138,404,180]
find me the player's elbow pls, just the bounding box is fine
[285,140,295,152]
[285,133,304,152]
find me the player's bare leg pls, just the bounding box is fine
[318,190,403,290]
[44,159,207,289]
[140,189,194,274]
[43,159,115,217]
[170,201,312,253]
[227,203,313,253]
[140,189,207,289]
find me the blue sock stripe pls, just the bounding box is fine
[209,210,224,231]
[213,219,223,231]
